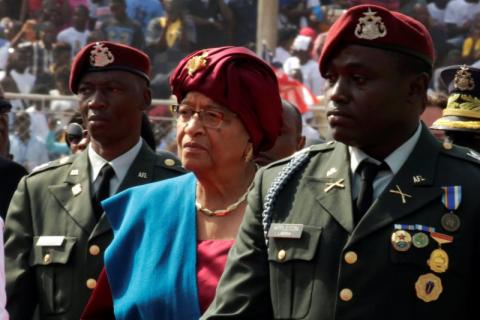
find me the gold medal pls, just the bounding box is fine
[415,273,443,302]
[391,230,412,252]
[427,248,449,273]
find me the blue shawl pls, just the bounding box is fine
[103,172,200,319]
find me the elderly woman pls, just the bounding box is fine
[81,46,283,319]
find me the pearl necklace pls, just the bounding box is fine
[196,188,250,217]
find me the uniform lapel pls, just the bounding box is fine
[304,143,355,233]
[48,151,96,234]
[90,142,157,239]
[348,127,443,246]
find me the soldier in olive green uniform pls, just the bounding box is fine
[203,5,480,320]
[4,41,185,319]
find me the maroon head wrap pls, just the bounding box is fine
[170,46,282,153]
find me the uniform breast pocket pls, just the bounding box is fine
[29,236,77,315]
[268,225,322,319]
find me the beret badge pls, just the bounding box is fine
[90,42,115,67]
[354,8,387,40]
[186,51,209,77]
[454,65,475,92]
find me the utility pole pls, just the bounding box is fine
[256,0,278,57]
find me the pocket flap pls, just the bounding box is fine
[29,236,77,266]
[268,225,322,262]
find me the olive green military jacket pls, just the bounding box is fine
[4,142,185,320]
[204,126,480,320]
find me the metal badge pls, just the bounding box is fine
[324,178,345,193]
[90,42,114,67]
[412,232,430,248]
[389,185,412,204]
[267,223,304,239]
[391,230,412,252]
[354,8,387,40]
[415,273,443,302]
[454,65,475,91]
[427,248,449,273]
[186,51,209,76]
[441,213,461,232]
[71,183,82,196]
[70,169,79,176]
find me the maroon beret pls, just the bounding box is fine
[69,41,151,94]
[170,46,282,153]
[319,4,435,77]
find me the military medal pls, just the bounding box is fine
[391,230,412,252]
[415,273,443,302]
[412,232,429,248]
[440,186,462,232]
[427,232,453,273]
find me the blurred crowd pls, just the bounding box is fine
[0,0,479,171]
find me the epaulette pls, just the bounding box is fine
[154,150,185,172]
[264,141,336,169]
[29,156,74,176]
[440,144,480,166]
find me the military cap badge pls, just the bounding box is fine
[90,42,115,67]
[454,65,475,91]
[354,8,387,40]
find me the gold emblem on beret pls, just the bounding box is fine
[90,42,115,67]
[186,51,208,77]
[454,65,475,91]
[354,8,387,40]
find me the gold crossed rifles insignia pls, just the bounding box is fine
[324,179,345,193]
[389,185,412,204]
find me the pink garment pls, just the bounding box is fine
[196,239,235,313]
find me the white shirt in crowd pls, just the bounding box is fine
[283,56,325,96]
[57,27,91,57]
[9,134,49,172]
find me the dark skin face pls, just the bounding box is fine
[325,45,428,159]
[256,104,305,166]
[77,71,151,160]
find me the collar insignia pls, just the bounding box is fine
[355,8,387,40]
[90,42,115,67]
[326,167,337,177]
[186,51,208,77]
[454,65,475,91]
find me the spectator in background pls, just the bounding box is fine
[444,0,480,47]
[57,5,91,57]
[1,43,38,110]
[283,34,325,95]
[9,111,49,171]
[38,0,69,32]
[186,0,233,50]
[0,19,21,71]
[462,12,480,65]
[100,0,145,49]
[273,25,297,65]
[26,83,50,141]
[410,3,448,66]
[51,41,72,74]
[255,99,306,166]
[87,0,112,29]
[278,0,322,29]
[227,0,257,49]
[126,0,164,32]
[427,0,449,26]
[146,0,196,75]
[31,21,57,77]
[50,66,78,127]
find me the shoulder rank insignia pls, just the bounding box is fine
[354,8,387,40]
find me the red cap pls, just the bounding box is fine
[69,41,151,94]
[318,4,435,77]
[299,27,317,41]
[169,46,282,153]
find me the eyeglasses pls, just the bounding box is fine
[170,104,234,129]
